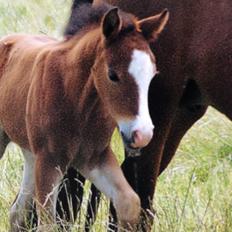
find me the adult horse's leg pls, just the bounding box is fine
[10,149,36,232]
[123,136,170,231]
[60,173,101,232]
[159,78,208,173]
[56,167,86,224]
[85,184,101,231]
[159,105,207,174]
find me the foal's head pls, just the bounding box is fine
[67,3,169,151]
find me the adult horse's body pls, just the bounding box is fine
[60,0,232,231]
[0,1,169,231]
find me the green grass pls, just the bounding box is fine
[0,1,232,231]
[154,108,232,232]
[0,0,70,37]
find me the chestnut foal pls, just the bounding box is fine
[0,2,169,231]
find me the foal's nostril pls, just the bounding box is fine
[121,129,153,150]
[132,130,141,145]
[131,129,153,148]
[131,132,135,144]
[120,131,132,145]
[120,131,130,144]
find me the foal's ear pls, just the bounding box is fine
[138,9,169,42]
[102,8,122,39]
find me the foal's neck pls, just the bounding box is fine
[63,28,101,94]
[62,29,110,122]
[60,29,115,151]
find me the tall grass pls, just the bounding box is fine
[154,108,232,232]
[0,0,71,37]
[0,1,232,231]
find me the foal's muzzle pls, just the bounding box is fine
[118,115,154,155]
[121,128,153,152]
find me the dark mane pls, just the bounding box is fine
[64,2,137,37]
[64,3,111,36]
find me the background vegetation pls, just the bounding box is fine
[0,1,232,231]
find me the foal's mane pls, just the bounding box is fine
[64,2,138,37]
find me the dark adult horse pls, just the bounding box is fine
[55,0,232,231]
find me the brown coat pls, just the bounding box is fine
[0,2,169,230]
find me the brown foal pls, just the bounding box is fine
[0,1,169,231]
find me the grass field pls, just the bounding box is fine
[0,1,232,231]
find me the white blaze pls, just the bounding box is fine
[118,49,156,139]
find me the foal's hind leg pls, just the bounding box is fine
[10,149,36,232]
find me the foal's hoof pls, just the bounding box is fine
[10,209,27,232]
[115,191,141,230]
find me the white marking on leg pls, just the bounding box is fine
[118,49,156,138]
[85,162,140,225]
[88,168,117,201]
[10,149,35,230]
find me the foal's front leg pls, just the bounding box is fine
[81,147,140,230]
[35,153,69,231]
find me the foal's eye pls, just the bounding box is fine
[109,69,119,82]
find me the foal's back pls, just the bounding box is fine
[0,35,57,148]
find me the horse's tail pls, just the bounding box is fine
[0,130,10,159]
